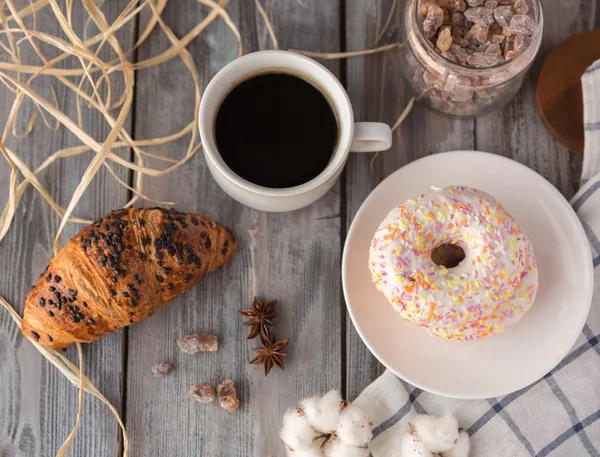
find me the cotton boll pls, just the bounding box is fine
[286,444,324,457]
[400,433,433,457]
[281,408,318,451]
[323,439,370,457]
[442,431,470,457]
[335,404,373,447]
[409,414,437,442]
[302,390,344,433]
[410,411,459,453]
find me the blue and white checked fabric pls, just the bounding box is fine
[354,59,600,457]
[582,59,600,183]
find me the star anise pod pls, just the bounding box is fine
[240,297,277,340]
[250,334,288,376]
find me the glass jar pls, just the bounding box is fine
[400,0,543,117]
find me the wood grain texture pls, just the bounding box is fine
[475,0,595,199]
[342,0,595,400]
[343,0,475,401]
[536,30,600,155]
[125,1,341,456]
[1,1,597,455]
[0,2,135,456]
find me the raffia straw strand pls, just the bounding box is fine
[0,142,18,242]
[369,96,415,171]
[0,1,226,455]
[0,1,415,456]
[290,41,401,59]
[374,0,398,45]
[392,96,415,132]
[0,1,230,76]
[11,112,36,138]
[4,0,49,22]
[0,294,129,455]
[255,0,279,50]
[55,342,84,457]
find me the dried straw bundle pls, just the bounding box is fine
[0,1,409,455]
[0,0,239,455]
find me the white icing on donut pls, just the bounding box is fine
[369,186,538,340]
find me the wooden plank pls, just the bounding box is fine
[343,0,597,400]
[343,0,476,400]
[0,3,135,457]
[125,1,342,456]
[475,0,598,199]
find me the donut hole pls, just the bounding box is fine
[431,243,465,269]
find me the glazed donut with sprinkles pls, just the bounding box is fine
[369,186,538,341]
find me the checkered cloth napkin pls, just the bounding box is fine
[354,60,600,457]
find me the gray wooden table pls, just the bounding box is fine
[0,1,598,456]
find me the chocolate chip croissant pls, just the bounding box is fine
[21,208,237,349]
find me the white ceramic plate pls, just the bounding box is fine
[342,151,594,399]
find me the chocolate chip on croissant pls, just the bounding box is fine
[21,207,237,349]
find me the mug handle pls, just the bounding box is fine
[350,122,393,153]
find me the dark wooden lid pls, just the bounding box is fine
[536,30,600,154]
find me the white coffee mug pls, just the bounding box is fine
[198,50,392,212]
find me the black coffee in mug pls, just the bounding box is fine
[214,72,338,188]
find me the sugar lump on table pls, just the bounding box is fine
[188,383,216,403]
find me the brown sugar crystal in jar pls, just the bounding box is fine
[400,0,543,116]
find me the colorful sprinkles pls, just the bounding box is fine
[369,186,538,341]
